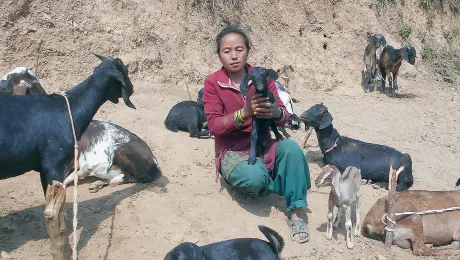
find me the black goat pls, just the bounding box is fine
[378,45,417,97]
[362,33,387,93]
[164,225,284,260]
[0,53,136,194]
[300,103,413,191]
[240,67,284,165]
[164,88,210,138]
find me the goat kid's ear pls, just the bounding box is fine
[402,48,410,62]
[266,69,279,81]
[288,65,294,72]
[240,74,250,97]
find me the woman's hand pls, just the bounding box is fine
[241,93,282,119]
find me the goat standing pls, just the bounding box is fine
[240,67,284,165]
[315,165,362,249]
[0,53,136,259]
[379,45,417,97]
[362,33,387,93]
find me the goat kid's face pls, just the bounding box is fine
[300,103,333,130]
[315,165,341,188]
[402,46,417,65]
[369,34,387,49]
[240,67,278,97]
[93,53,136,109]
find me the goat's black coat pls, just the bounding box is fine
[378,45,417,97]
[240,67,284,165]
[300,103,414,191]
[456,178,460,187]
[164,88,209,138]
[0,53,136,194]
[164,225,284,260]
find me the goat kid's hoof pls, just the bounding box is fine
[372,182,388,189]
[88,180,108,193]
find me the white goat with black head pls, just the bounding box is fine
[315,165,362,249]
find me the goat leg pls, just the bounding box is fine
[354,194,362,237]
[333,205,343,229]
[327,192,334,240]
[248,120,258,165]
[278,126,291,139]
[270,121,284,141]
[380,69,387,94]
[44,181,72,260]
[345,205,353,249]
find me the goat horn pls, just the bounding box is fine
[92,52,112,62]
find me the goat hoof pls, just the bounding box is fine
[88,180,108,193]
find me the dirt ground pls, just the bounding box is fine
[1,0,460,259]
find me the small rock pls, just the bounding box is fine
[376,254,387,260]
[1,251,11,259]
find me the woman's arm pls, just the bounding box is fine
[203,78,242,137]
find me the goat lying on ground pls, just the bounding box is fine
[164,225,284,260]
[379,45,417,97]
[362,189,460,256]
[0,66,161,193]
[362,33,387,93]
[164,88,211,138]
[315,165,362,249]
[63,120,161,192]
[240,67,285,165]
[0,53,136,258]
[0,66,46,95]
[300,103,413,191]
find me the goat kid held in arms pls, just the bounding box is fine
[0,53,136,259]
[202,25,312,244]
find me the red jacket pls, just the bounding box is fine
[203,64,290,181]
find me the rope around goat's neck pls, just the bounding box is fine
[57,91,79,260]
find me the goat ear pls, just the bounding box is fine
[266,69,279,81]
[92,52,112,62]
[109,70,136,109]
[289,65,294,72]
[240,74,250,97]
[401,48,410,62]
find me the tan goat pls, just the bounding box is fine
[315,165,362,249]
[362,190,460,256]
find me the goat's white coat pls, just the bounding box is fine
[63,122,130,187]
[275,81,294,115]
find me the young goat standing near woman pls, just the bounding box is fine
[202,25,312,243]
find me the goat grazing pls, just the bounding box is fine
[316,165,362,249]
[362,33,387,93]
[240,67,285,165]
[164,88,210,138]
[362,189,460,256]
[164,225,285,260]
[1,66,161,193]
[0,53,136,259]
[300,103,413,191]
[378,45,417,97]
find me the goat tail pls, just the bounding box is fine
[456,178,460,187]
[164,119,178,132]
[258,225,285,255]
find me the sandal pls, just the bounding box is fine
[286,217,310,243]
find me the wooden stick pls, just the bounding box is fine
[186,84,192,101]
[44,181,72,260]
[34,40,43,77]
[384,165,405,249]
[302,127,313,149]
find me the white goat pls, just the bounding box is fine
[315,165,362,249]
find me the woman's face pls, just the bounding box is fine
[218,33,248,74]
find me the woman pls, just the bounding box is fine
[202,25,312,243]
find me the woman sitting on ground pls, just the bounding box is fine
[202,25,312,243]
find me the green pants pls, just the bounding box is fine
[220,140,311,212]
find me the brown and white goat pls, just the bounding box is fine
[378,45,416,97]
[362,189,460,256]
[315,165,362,249]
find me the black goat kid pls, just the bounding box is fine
[240,67,284,165]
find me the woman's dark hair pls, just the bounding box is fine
[215,25,251,54]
